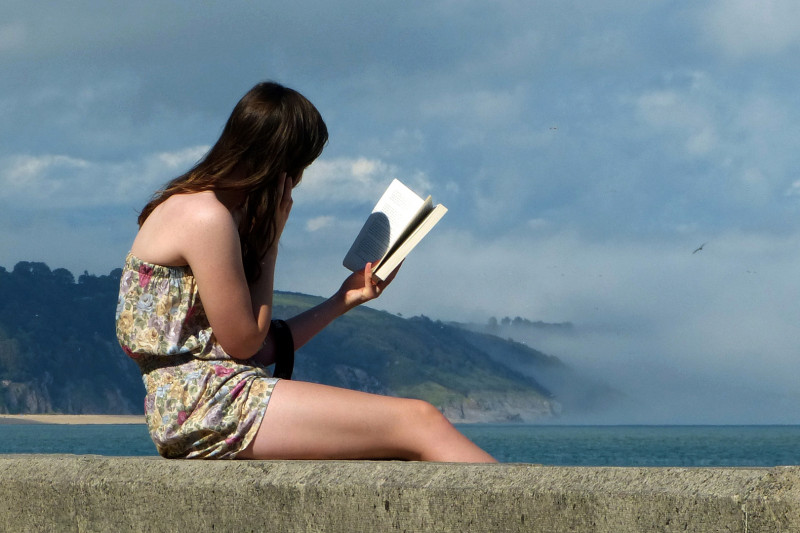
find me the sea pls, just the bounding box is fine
[1,424,799,466]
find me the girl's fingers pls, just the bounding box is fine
[378,261,402,289]
[276,171,286,197]
[354,263,377,300]
[363,263,375,290]
[275,174,293,224]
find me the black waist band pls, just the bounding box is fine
[270,319,295,380]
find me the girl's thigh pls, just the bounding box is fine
[239,379,434,460]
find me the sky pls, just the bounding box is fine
[2,0,799,423]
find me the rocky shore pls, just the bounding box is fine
[439,392,560,423]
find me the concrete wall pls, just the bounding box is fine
[0,455,798,532]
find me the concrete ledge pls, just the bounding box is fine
[0,455,798,532]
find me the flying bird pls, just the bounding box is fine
[692,242,707,254]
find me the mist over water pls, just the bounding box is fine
[492,321,799,426]
[410,231,800,426]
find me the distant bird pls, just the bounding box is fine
[692,242,707,254]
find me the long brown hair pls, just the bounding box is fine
[138,82,328,282]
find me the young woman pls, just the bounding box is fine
[116,81,495,462]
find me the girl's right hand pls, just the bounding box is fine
[271,173,294,250]
[336,261,401,311]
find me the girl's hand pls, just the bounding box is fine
[270,173,294,252]
[337,262,401,310]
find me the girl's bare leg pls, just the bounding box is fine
[238,380,496,462]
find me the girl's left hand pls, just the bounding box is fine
[337,262,401,310]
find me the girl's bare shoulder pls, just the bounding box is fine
[151,191,238,232]
[132,192,237,265]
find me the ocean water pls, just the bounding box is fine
[457,424,800,466]
[0,424,157,457]
[1,424,799,466]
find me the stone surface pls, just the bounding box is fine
[0,455,798,532]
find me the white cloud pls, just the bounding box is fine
[785,180,800,197]
[634,75,720,156]
[1,154,91,198]
[526,218,551,231]
[154,146,207,171]
[297,156,431,206]
[421,87,526,123]
[3,0,800,423]
[628,69,799,216]
[702,0,800,58]
[0,22,26,52]
[416,86,533,149]
[0,210,133,276]
[0,146,208,208]
[306,216,335,232]
[358,227,800,422]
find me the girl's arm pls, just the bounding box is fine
[289,261,399,349]
[181,176,293,359]
[181,208,273,359]
[254,262,399,364]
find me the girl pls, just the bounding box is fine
[116,81,495,462]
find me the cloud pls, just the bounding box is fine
[363,227,800,423]
[0,22,26,52]
[420,86,527,124]
[634,72,720,156]
[702,0,800,59]
[785,180,800,197]
[296,156,431,206]
[306,216,336,232]
[2,0,800,424]
[0,208,133,277]
[0,146,208,208]
[621,66,800,231]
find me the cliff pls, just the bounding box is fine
[0,261,615,420]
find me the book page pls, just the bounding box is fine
[373,203,447,281]
[374,195,432,266]
[343,179,426,271]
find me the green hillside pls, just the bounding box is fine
[0,262,141,413]
[0,261,579,421]
[273,293,558,420]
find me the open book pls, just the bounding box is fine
[343,179,448,281]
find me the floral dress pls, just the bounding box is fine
[115,253,278,458]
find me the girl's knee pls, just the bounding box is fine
[399,399,454,440]
[405,398,444,422]
[392,398,494,462]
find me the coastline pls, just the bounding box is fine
[0,414,145,425]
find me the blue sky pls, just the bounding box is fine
[2,0,799,423]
